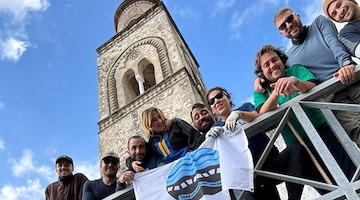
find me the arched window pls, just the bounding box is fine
[138,59,156,92]
[122,69,139,103]
[143,64,156,91]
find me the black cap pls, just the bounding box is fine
[56,155,73,165]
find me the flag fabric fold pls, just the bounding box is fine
[133,126,253,200]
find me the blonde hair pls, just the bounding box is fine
[141,107,173,136]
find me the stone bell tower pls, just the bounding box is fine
[96,0,207,168]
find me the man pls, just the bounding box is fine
[190,102,281,200]
[273,7,356,84]
[82,151,120,200]
[45,155,88,200]
[253,44,355,198]
[323,0,360,58]
[117,135,162,188]
[190,103,216,134]
[256,7,360,147]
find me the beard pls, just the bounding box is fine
[59,174,73,182]
[197,118,213,133]
[134,153,145,161]
[103,170,117,179]
[107,173,117,179]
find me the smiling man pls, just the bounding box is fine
[82,151,120,200]
[254,44,357,199]
[45,155,88,200]
[254,7,360,147]
[117,135,164,190]
[190,103,216,134]
[323,0,360,58]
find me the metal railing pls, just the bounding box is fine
[107,65,360,200]
[242,65,360,200]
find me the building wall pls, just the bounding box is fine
[97,2,206,171]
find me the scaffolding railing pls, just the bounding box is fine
[107,65,360,200]
[242,64,360,200]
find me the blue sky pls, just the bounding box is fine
[0,0,351,199]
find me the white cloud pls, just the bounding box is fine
[230,0,279,39]
[176,6,200,20]
[11,149,35,176]
[36,165,56,183]
[10,148,100,186]
[0,37,29,62]
[0,0,49,22]
[240,96,255,105]
[0,139,4,150]
[301,0,323,25]
[10,149,55,182]
[0,179,44,200]
[75,160,100,180]
[0,0,49,62]
[211,0,236,17]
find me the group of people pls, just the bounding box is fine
[45,152,123,200]
[45,1,360,200]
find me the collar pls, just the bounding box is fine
[291,26,308,45]
[348,19,360,24]
[59,175,73,185]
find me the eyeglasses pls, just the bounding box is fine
[208,91,225,106]
[278,13,295,30]
[103,158,119,165]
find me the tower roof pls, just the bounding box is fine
[114,0,161,33]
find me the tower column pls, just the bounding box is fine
[135,74,145,94]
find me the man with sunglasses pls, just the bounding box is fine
[273,7,356,84]
[45,155,88,200]
[323,0,360,58]
[256,7,360,147]
[82,151,120,200]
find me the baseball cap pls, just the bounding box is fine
[56,155,73,165]
[101,151,119,160]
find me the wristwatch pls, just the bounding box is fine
[343,60,356,67]
[294,77,299,87]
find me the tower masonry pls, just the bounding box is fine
[96,0,207,170]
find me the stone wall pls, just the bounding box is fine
[97,3,206,171]
[98,69,205,171]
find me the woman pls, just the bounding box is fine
[141,107,204,164]
[206,86,281,200]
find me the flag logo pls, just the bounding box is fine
[166,148,222,200]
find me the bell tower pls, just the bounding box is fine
[96,0,207,167]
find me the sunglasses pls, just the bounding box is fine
[278,13,295,30]
[208,91,226,106]
[103,158,119,165]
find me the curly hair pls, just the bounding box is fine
[254,44,288,78]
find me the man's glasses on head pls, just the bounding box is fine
[278,13,295,30]
[103,158,119,165]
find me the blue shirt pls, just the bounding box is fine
[286,15,352,82]
[339,20,360,57]
[82,178,116,200]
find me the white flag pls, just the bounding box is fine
[133,126,253,200]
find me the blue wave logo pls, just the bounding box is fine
[166,148,221,200]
